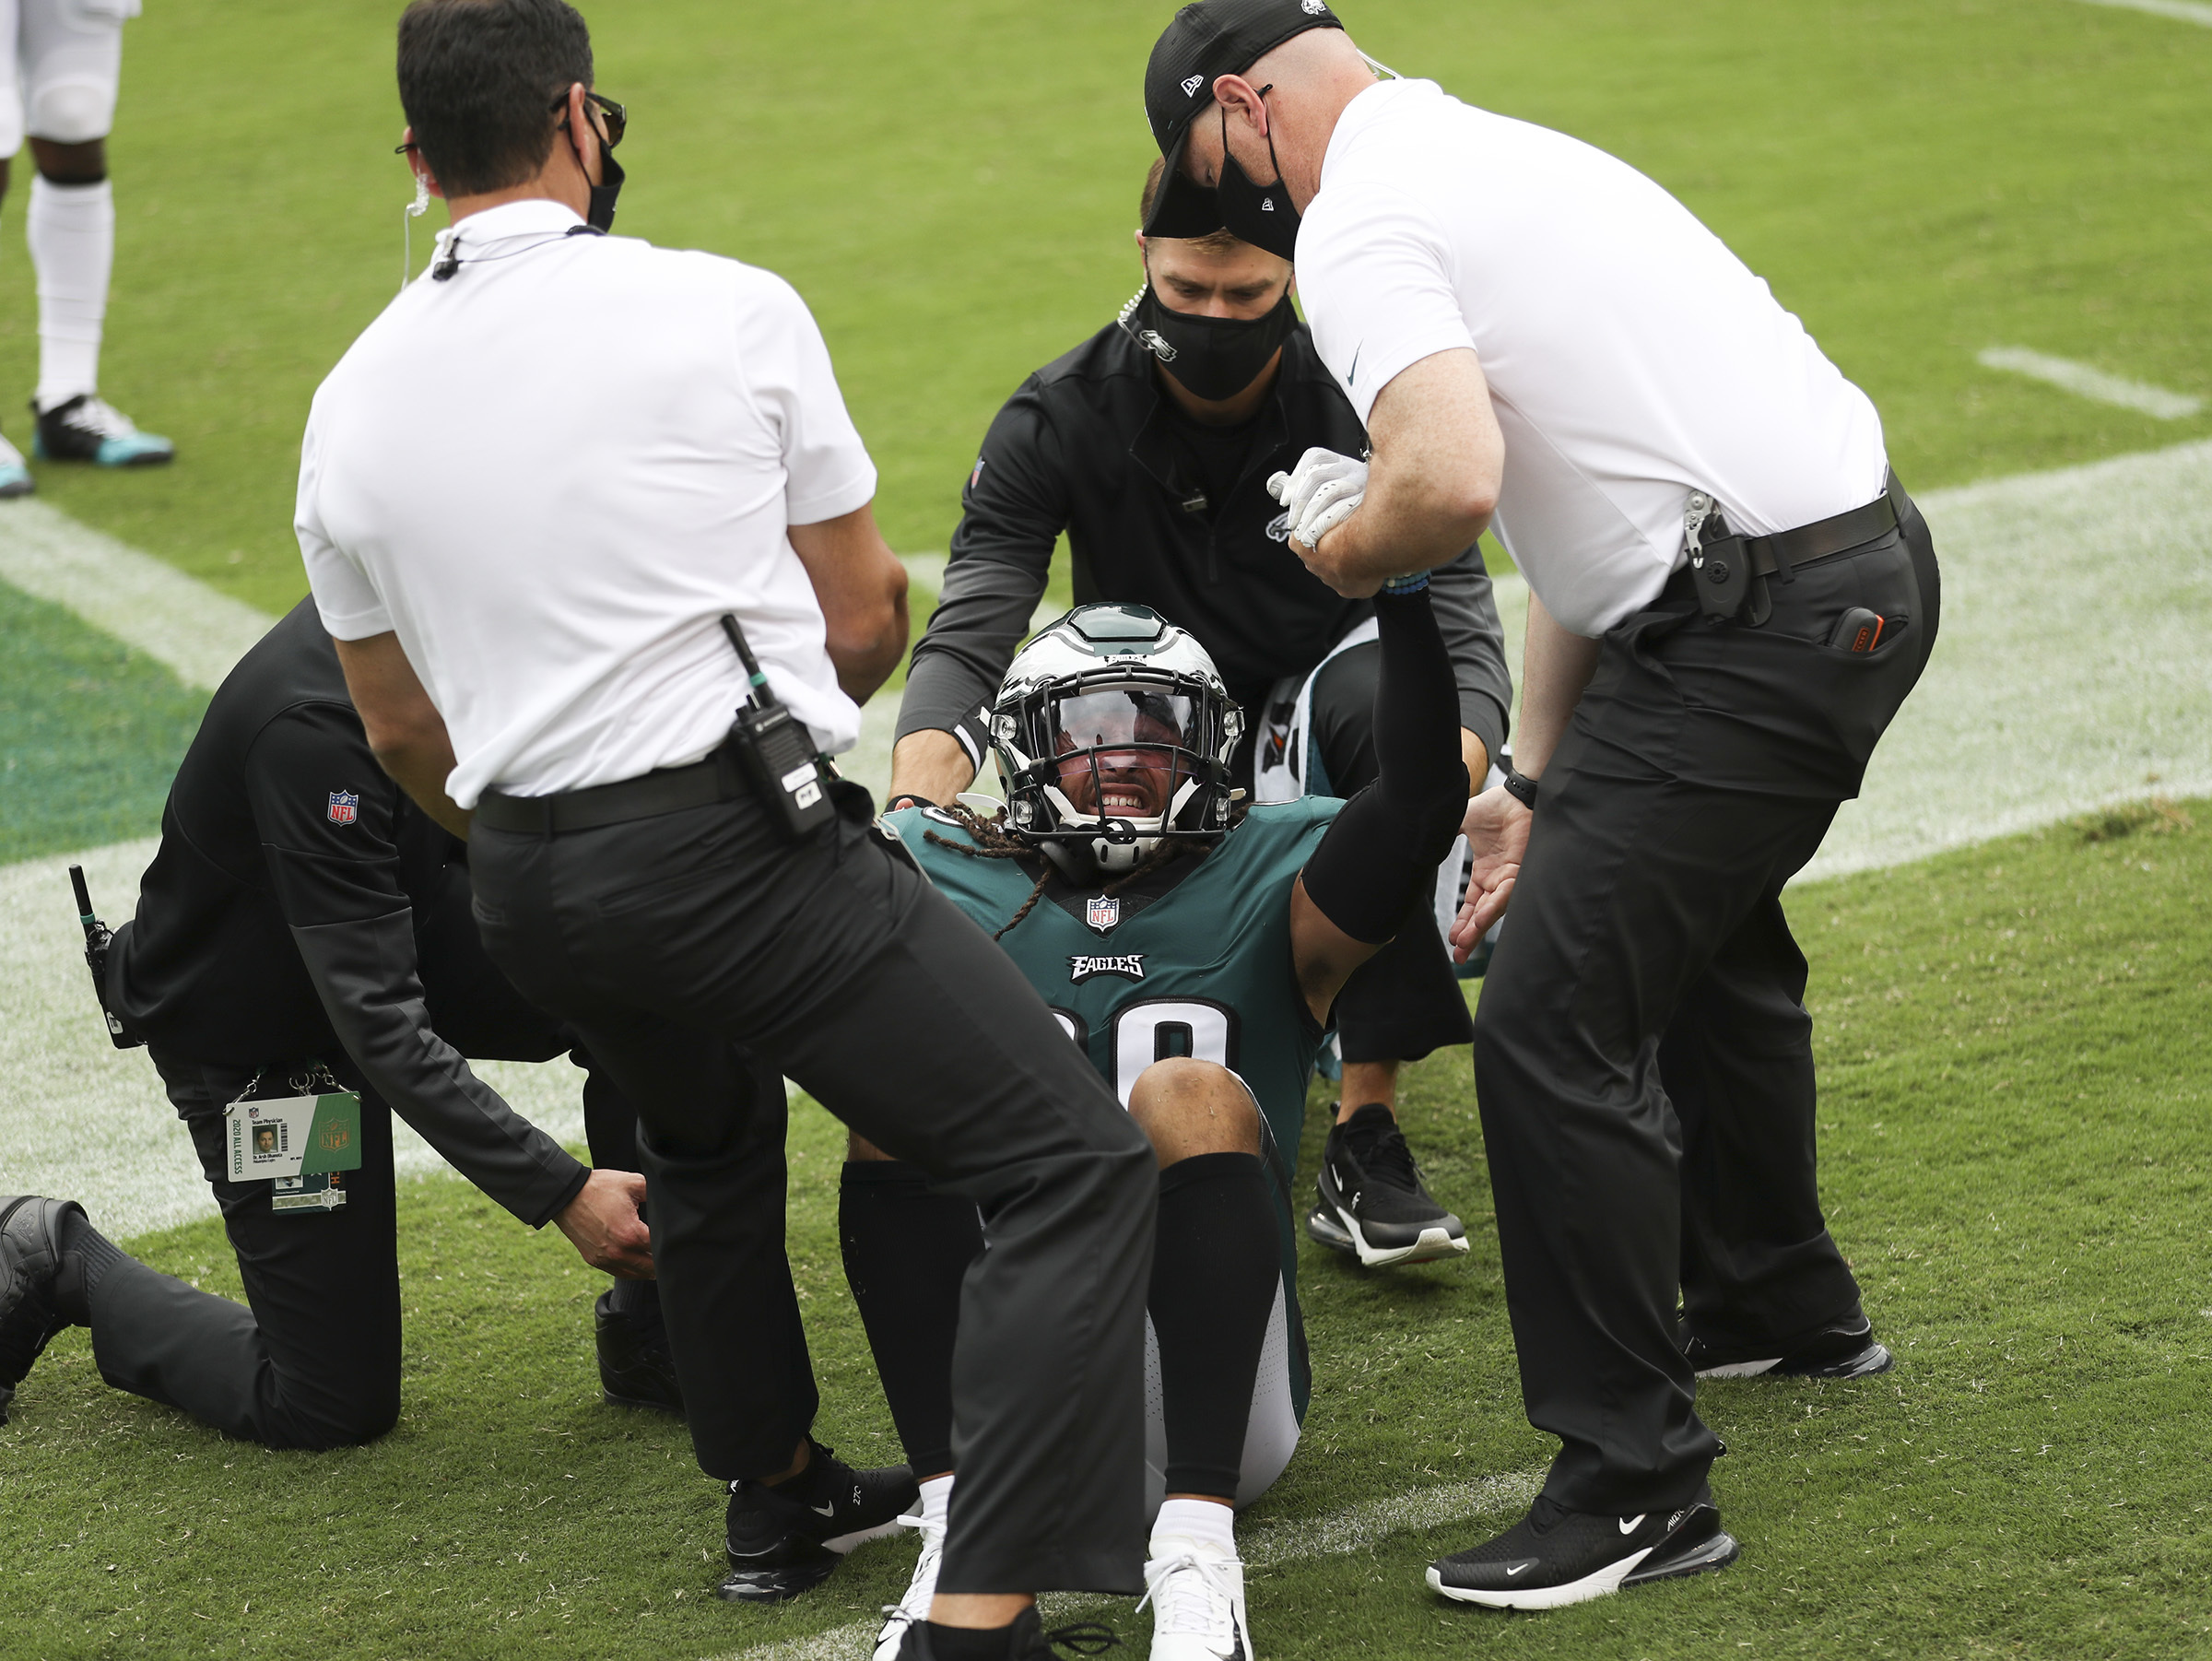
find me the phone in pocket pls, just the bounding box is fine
[1829,607,1887,653]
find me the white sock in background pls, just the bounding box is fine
[28,175,114,414]
[1149,1497,1237,1555]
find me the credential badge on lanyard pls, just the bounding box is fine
[224,1066,365,1215]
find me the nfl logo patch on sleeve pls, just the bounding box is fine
[327,790,359,825]
[1085,895,1120,933]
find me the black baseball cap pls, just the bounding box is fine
[1142,0,1344,240]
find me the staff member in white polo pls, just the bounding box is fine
[299,3,1157,1648]
[1143,0,1941,1610]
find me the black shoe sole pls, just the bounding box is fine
[600,1384,685,1413]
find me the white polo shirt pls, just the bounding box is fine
[297,199,877,809]
[1293,79,1888,638]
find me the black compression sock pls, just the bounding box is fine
[606,1275,660,1318]
[1150,1151,1280,1498]
[839,1160,982,1476]
[52,1208,124,1326]
[922,1619,1027,1661]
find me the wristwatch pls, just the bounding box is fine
[1500,768,1539,810]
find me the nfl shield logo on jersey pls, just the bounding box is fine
[1085,895,1120,933]
[326,791,359,826]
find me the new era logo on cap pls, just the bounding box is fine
[1302,0,1326,11]
[1181,73,1205,97]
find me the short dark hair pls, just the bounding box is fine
[397,0,594,198]
[1139,158,1246,256]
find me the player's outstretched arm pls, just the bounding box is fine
[1288,577,1471,1021]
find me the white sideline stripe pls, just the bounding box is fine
[1977,346,2203,420]
[0,498,276,689]
[2074,0,2212,27]
[693,1468,1546,1661]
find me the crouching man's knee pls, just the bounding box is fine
[1128,1058,1262,1169]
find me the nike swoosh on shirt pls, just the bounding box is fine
[1347,343,1362,386]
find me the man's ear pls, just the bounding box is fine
[401,126,446,198]
[560,81,597,178]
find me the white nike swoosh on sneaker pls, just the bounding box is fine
[812,1502,838,1517]
[1618,1514,1646,1535]
[1505,1562,1531,1576]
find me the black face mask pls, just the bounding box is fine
[1214,101,1300,262]
[1120,282,1296,403]
[586,147,624,232]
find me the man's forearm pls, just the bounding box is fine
[1513,594,1602,778]
[376,739,472,839]
[888,729,980,806]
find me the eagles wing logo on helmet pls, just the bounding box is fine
[988,604,1243,882]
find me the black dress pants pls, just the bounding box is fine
[1473,491,1939,1514]
[1306,641,1477,1066]
[467,783,1157,1596]
[92,925,653,1450]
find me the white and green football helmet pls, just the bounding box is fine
[990,604,1243,878]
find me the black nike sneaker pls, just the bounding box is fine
[31,395,174,467]
[0,1196,81,1425]
[892,1604,1119,1658]
[1428,1489,1739,1609]
[717,1440,917,1602]
[1683,1313,1894,1380]
[1306,1102,1468,1267]
[594,1290,683,1413]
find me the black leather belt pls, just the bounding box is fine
[475,745,745,834]
[1737,470,1907,584]
[1678,470,1910,622]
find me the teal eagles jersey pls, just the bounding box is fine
[884,797,1344,1421]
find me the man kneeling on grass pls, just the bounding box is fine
[845,583,1467,1661]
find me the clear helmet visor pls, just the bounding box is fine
[1048,688,1200,821]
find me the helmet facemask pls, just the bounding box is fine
[994,660,1242,881]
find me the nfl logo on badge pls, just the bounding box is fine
[1085,895,1120,933]
[327,791,359,826]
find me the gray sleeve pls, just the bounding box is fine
[291,909,588,1228]
[894,382,1069,764]
[1428,544,1512,769]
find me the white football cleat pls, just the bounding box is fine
[872,1508,944,1661]
[1140,1536,1252,1660]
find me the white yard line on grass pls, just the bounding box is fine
[0,498,276,689]
[1977,347,2203,420]
[2074,0,2212,27]
[694,1467,1547,1661]
[5,441,2211,1230]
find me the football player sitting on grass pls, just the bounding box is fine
[843,580,1469,1661]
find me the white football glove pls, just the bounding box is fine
[1266,447,1369,548]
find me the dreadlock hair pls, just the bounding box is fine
[920,802,1229,942]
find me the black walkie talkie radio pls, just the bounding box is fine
[719,613,834,842]
[68,864,144,1050]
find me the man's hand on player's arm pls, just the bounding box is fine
[554,1168,654,1278]
[1448,594,1602,957]
[1275,349,1502,598]
[886,729,979,811]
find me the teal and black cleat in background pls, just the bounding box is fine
[32,394,175,468]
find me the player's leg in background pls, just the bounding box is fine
[1128,1058,1277,1661]
[841,1133,982,1659]
[0,0,31,493]
[18,0,171,467]
[1302,641,1474,1266]
[77,1052,404,1448]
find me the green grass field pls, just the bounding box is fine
[0,0,2203,615]
[5,803,2206,1658]
[2,0,2210,1656]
